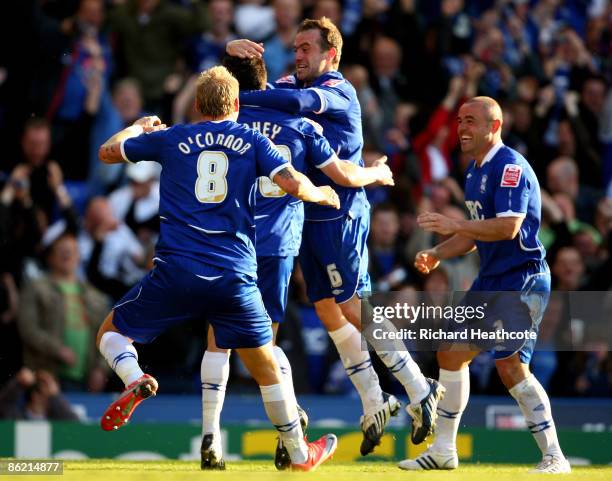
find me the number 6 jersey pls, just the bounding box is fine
[463,142,546,277]
[120,121,289,278]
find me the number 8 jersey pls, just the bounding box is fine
[120,120,289,279]
[463,142,546,277]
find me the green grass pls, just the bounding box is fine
[34,460,612,481]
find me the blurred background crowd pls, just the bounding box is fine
[1,0,611,419]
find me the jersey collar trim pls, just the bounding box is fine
[479,141,504,167]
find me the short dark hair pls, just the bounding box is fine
[222,55,267,91]
[297,17,343,67]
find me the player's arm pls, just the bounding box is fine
[320,156,394,187]
[414,235,476,275]
[417,212,524,242]
[273,166,340,208]
[240,88,327,115]
[98,116,166,164]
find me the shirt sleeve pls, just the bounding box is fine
[302,121,336,169]
[494,163,530,217]
[121,129,167,165]
[253,132,291,180]
[240,89,323,115]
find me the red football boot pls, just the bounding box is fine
[291,434,338,472]
[100,374,158,431]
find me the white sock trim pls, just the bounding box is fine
[439,367,469,383]
[260,383,286,403]
[509,374,534,397]
[328,322,358,345]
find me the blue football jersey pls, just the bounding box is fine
[121,121,289,277]
[239,106,336,256]
[463,143,545,277]
[240,71,369,221]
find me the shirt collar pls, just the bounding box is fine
[478,141,504,167]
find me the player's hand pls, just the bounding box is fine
[226,39,264,58]
[133,116,166,133]
[317,185,340,209]
[370,154,388,167]
[376,164,395,186]
[414,249,440,275]
[417,212,459,236]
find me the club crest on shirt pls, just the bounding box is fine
[321,78,344,87]
[276,75,296,84]
[501,164,522,188]
[480,174,488,193]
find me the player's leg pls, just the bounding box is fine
[497,355,568,473]
[496,268,569,474]
[235,341,337,471]
[257,255,309,469]
[398,347,478,471]
[200,326,230,470]
[302,216,397,455]
[345,294,443,444]
[96,262,196,431]
[211,273,336,471]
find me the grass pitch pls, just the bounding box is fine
[40,460,612,480]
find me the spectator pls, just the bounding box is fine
[80,197,146,300]
[48,0,112,181]
[0,368,79,420]
[368,36,409,143]
[108,161,160,246]
[89,78,146,194]
[108,0,209,113]
[368,203,416,292]
[263,0,302,82]
[546,156,602,224]
[189,0,236,74]
[551,246,585,290]
[17,232,109,392]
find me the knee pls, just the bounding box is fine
[339,303,360,327]
[437,351,471,371]
[251,361,281,386]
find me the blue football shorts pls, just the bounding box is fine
[257,255,294,324]
[450,260,551,363]
[299,213,371,304]
[112,259,272,349]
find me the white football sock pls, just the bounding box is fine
[201,350,230,455]
[509,374,563,458]
[364,320,430,404]
[328,322,383,414]
[99,331,144,387]
[431,367,470,455]
[273,345,297,405]
[260,383,308,464]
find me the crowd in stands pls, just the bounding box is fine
[1,0,611,412]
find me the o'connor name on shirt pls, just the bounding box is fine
[178,133,252,155]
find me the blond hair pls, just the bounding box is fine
[298,16,343,67]
[195,66,239,118]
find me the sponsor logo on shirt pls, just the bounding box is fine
[321,79,345,87]
[500,164,522,188]
[276,75,297,84]
[480,174,488,193]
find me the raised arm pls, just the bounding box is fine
[98,116,166,164]
[273,166,340,208]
